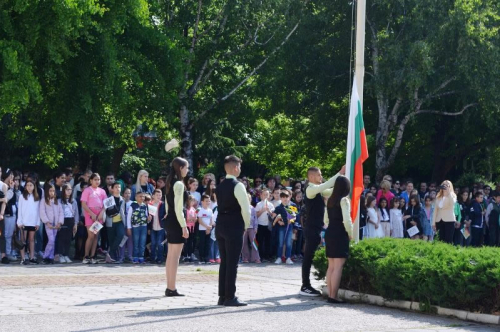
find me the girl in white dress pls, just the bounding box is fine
[366,196,384,238]
[389,198,404,238]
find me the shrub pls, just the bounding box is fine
[313,238,500,314]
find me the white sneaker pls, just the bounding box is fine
[274,258,282,264]
[82,257,90,264]
[59,256,67,263]
[286,258,294,265]
[64,256,72,263]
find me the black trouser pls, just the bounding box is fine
[301,225,322,288]
[471,226,483,247]
[437,221,455,244]
[256,225,271,260]
[99,225,108,251]
[57,218,74,257]
[453,224,463,246]
[107,222,125,260]
[198,230,211,263]
[489,222,499,246]
[216,219,244,300]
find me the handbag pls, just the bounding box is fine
[13,229,26,250]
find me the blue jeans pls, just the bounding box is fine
[277,226,293,259]
[150,229,165,262]
[210,239,220,260]
[132,225,147,259]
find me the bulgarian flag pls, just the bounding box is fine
[346,77,369,222]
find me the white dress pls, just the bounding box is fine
[390,209,404,238]
[366,207,384,238]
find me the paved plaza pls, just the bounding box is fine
[0,262,497,332]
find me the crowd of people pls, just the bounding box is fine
[359,174,500,247]
[0,166,499,266]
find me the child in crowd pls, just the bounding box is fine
[119,188,134,262]
[404,195,421,240]
[377,197,390,237]
[242,193,260,263]
[40,184,64,264]
[188,178,201,206]
[183,195,197,262]
[17,180,41,265]
[131,191,151,263]
[255,189,275,262]
[81,173,107,264]
[273,191,295,265]
[422,196,434,241]
[149,189,165,264]
[389,198,404,238]
[270,188,282,207]
[74,181,89,261]
[365,196,383,238]
[292,190,304,259]
[197,195,214,264]
[206,187,220,264]
[104,183,127,263]
[469,192,485,247]
[59,184,78,263]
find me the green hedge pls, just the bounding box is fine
[313,238,500,314]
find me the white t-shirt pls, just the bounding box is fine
[197,207,213,231]
[255,200,275,226]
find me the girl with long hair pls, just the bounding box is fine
[324,176,353,303]
[59,184,78,263]
[40,183,64,264]
[80,173,107,264]
[164,157,190,297]
[17,180,40,265]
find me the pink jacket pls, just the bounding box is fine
[376,190,395,205]
[39,199,64,226]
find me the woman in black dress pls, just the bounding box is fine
[325,176,353,304]
[164,157,190,297]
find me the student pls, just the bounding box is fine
[401,182,414,205]
[131,191,151,263]
[187,178,201,206]
[389,198,404,238]
[164,157,190,297]
[421,197,434,241]
[131,170,154,201]
[104,183,128,263]
[457,191,471,247]
[377,197,390,237]
[53,171,67,199]
[40,184,64,264]
[469,192,485,247]
[73,170,92,200]
[404,195,421,240]
[74,181,89,261]
[59,184,78,263]
[324,176,353,304]
[270,188,282,207]
[242,193,260,263]
[273,191,295,265]
[359,196,368,240]
[365,196,383,238]
[149,189,166,264]
[197,195,215,264]
[17,180,41,265]
[119,188,134,262]
[486,191,500,246]
[205,180,220,264]
[81,173,107,264]
[254,189,274,262]
[184,196,198,262]
[292,190,304,259]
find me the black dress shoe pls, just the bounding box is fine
[165,288,185,297]
[217,296,225,306]
[223,297,247,307]
[327,297,347,304]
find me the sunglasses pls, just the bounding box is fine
[395,182,400,185]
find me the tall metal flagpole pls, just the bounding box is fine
[353,0,366,243]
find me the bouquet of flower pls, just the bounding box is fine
[284,206,298,224]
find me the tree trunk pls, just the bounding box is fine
[179,103,194,175]
[110,145,127,175]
